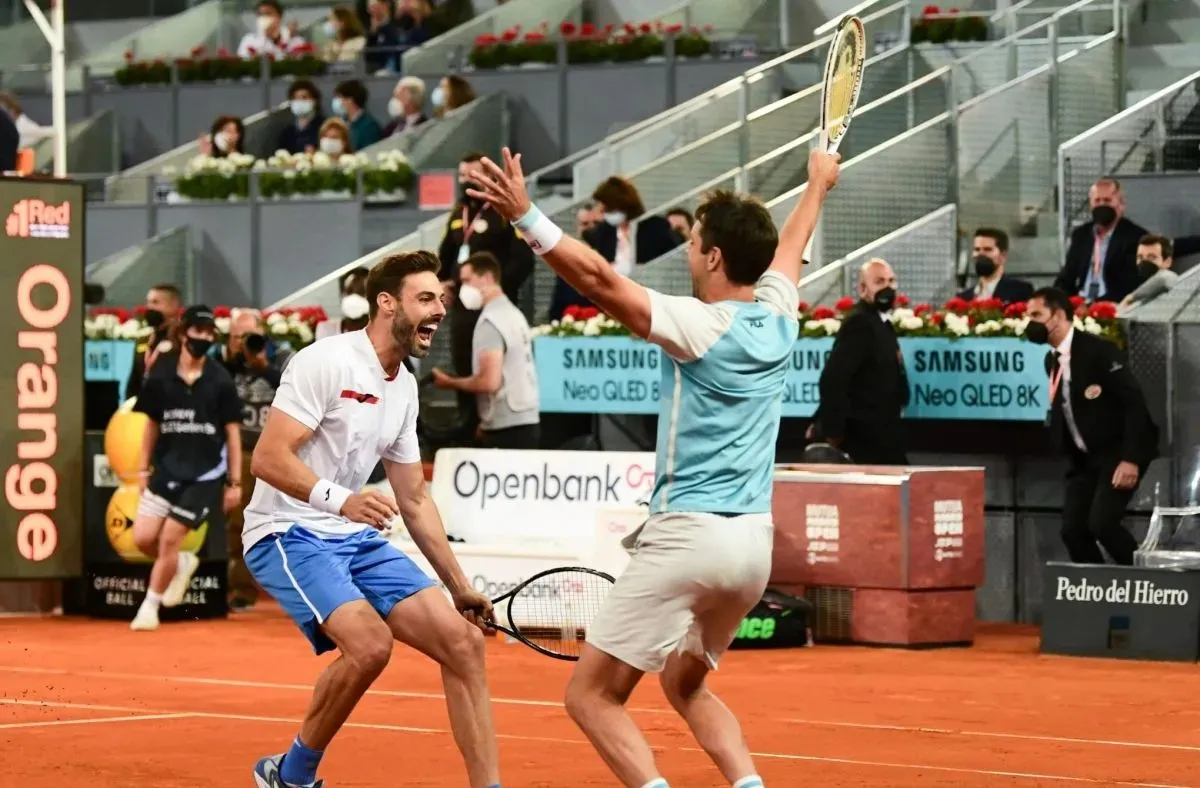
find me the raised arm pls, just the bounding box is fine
[769,148,842,285]
[466,149,653,338]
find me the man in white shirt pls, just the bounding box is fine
[237,0,307,60]
[242,250,501,788]
[384,76,430,137]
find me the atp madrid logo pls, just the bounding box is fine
[5,199,72,240]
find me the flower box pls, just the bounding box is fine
[114,44,326,87]
[468,20,714,70]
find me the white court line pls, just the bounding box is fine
[783,718,1200,753]
[2,664,1195,756]
[0,712,191,730]
[1,697,1190,788]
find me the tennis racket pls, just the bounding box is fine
[818,15,867,155]
[479,566,616,661]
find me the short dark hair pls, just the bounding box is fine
[150,283,181,302]
[1139,233,1174,259]
[667,207,694,225]
[974,227,1009,254]
[460,150,486,164]
[334,79,368,109]
[288,78,321,101]
[257,0,283,15]
[462,251,501,281]
[592,176,645,220]
[1030,286,1073,317]
[694,189,778,286]
[366,251,440,317]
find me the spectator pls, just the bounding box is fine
[431,74,475,118]
[318,117,354,156]
[432,251,540,450]
[198,115,245,158]
[382,76,429,137]
[1120,234,1180,310]
[0,103,17,173]
[0,92,54,149]
[958,227,1033,303]
[361,0,402,73]
[575,202,600,235]
[277,79,325,155]
[339,293,371,333]
[1054,178,1148,303]
[322,5,367,63]
[315,267,370,340]
[666,206,693,240]
[332,79,383,150]
[237,0,307,59]
[549,176,682,320]
[426,0,474,37]
[126,284,183,400]
[395,0,434,46]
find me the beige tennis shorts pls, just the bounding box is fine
[587,511,774,674]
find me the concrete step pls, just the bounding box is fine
[1130,17,1200,46]
[1125,64,1200,93]
[1125,43,1200,70]
[1007,236,1063,277]
[1140,0,1200,22]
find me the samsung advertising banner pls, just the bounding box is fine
[0,178,86,580]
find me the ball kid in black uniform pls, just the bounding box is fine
[129,305,244,631]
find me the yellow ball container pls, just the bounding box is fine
[104,397,149,484]
[105,483,208,563]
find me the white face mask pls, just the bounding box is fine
[256,14,275,34]
[387,97,405,118]
[323,20,336,37]
[604,211,626,227]
[431,85,446,108]
[290,98,314,117]
[213,131,230,153]
[319,137,344,156]
[457,283,483,311]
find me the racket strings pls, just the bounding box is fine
[505,570,613,659]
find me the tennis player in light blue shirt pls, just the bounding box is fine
[467,146,842,788]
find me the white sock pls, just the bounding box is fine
[641,780,669,788]
[141,591,162,613]
[733,777,764,788]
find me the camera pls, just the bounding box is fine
[244,332,267,354]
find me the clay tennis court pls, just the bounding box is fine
[2,609,1197,787]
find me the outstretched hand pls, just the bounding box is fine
[464,147,532,223]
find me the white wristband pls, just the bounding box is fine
[513,204,563,255]
[309,479,352,517]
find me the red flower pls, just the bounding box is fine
[563,305,581,319]
[811,306,836,320]
[929,313,945,326]
[524,31,546,42]
[1088,301,1118,320]
[1004,301,1027,318]
[623,22,637,34]
[213,306,232,318]
[896,293,910,307]
[577,307,600,320]
[124,50,135,61]
[948,7,960,14]
[639,22,652,34]
[1068,295,1085,308]
[834,296,855,312]
[944,296,970,313]
[797,301,809,313]
[914,303,932,316]
[559,21,577,36]
[665,23,683,34]
[922,4,940,15]
[475,33,497,46]
[500,29,518,43]
[581,22,596,37]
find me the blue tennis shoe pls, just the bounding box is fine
[254,754,323,788]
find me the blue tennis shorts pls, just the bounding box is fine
[245,525,436,654]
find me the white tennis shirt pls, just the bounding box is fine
[241,329,421,553]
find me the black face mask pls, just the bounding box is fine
[973,255,997,278]
[1137,260,1159,281]
[396,13,416,30]
[185,337,213,358]
[873,286,896,311]
[1025,319,1050,345]
[1091,205,1117,227]
[461,181,483,210]
[144,308,164,328]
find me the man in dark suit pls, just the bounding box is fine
[437,150,534,438]
[0,103,18,173]
[959,227,1033,303]
[125,283,183,400]
[809,258,910,465]
[1054,178,1148,304]
[1026,286,1159,565]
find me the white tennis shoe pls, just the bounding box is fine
[162,551,200,608]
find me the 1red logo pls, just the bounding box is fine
[5,198,71,240]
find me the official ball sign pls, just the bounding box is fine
[0,179,86,580]
[533,337,1051,420]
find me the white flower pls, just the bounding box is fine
[582,322,601,336]
[1084,316,1102,335]
[899,315,923,331]
[311,151,332,169]
[1073,316,1085,330]
[215,317,231,335]
[252,159,268,171]
[944,313,971,336]
[268,321,289,337]
[266,311,286,325]
[561,314,575,324]
[295,323,314,344]
[890,307,915,324]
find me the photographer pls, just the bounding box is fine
[219,308,294,611]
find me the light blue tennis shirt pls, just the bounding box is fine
[642,270,799,515]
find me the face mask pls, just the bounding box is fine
[1092,205,1117,226]
[323,20,336,37]
[973,255,997,278]
[457,283,483,311]
[144,308,164,328]
[603,211,626,227]
[256,14,275,34]
[431,85,446,108]
[290,98,314,117]
[397,13,416,31]
[320,137,344,156]
[873,286,896,311]
[387,97,405,118]
[1137,259,1159,281]
[213,131,230,153]
[185,337,213,358]
[460,181,482,206]
[1025,319,1050,345]
[332,97,347,117]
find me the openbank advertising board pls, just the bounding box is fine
[534,336,1053,421]
[0,178,86,580]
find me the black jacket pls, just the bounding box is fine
[1054,216,1149,303]
[813,302,910,441]
[437,199,534,307]
[549,216,683,320]
[958,274,1034,304]
[1044,330,1159,468]
[276,113,326,156]
[0,109,18,173]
